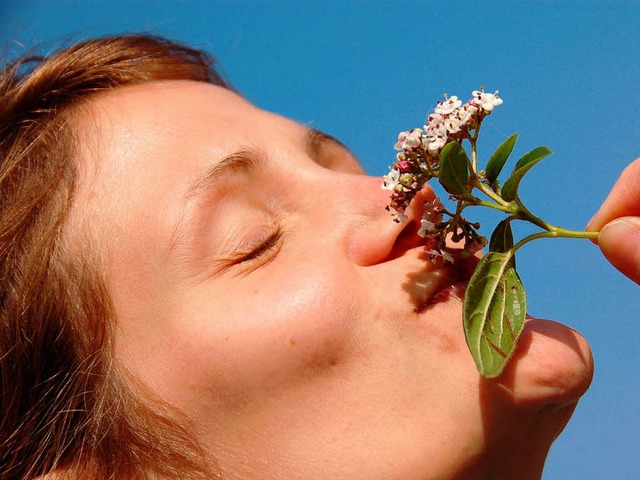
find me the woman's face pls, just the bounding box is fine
[72,81,593,479]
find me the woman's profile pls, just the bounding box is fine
[0,34,599,479]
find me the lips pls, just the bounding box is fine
[428,280,468,305]
[405,253,479,312]
[405,267,460,312]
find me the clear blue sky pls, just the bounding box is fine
[1,1,638,478]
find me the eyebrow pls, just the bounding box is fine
[185,148,263,200]
[169,128,350,258]
[185,127,350,200]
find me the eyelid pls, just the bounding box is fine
[235,226,283,263]
[212,224,283,277]
[306,129,363,173]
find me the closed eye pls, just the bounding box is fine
[211,227,283,278]
[238,227,283,263]
[306,128,364,174]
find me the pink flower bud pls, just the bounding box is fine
[397,160,412,173]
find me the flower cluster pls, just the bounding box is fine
[424,89,503,157]
[417,198,454,263]
[382,88,500,262]
[416,197,487,264]
[382,130,429,223]
[380,88,599,378]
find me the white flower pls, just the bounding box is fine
[445,116,462,134]
[393,211,408,223]
[418,198,444,237]
[471,89,503,113]
[441,250,455,263]
[427,249,455,263]
[426,113,444,129]
[381,168,400,190]
[435,95,462,115]
[427,136,447,154]
[455,103,477,126]
[425,124,448,154]
[394,128,423,151]
[418,219,437,238]
[423,198,444,219]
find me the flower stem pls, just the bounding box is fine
[470,124,482,172]
[471,138,478,172]
[471,177,511,207]
[464,196,514,215]
[547,227,599,239]
[512,231,556,253]
[512,228,598,254]
[511,198,599,238]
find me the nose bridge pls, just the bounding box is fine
[343,174,396,223]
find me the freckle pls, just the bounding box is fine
[328,358,337,367]
[289,338,297,346]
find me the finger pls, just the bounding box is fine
[597,216,640,285]
[587,158,640,235]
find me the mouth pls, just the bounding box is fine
[404,253,478,313]
[405,268,461,313]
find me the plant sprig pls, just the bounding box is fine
[383,89,597,378]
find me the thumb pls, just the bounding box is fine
[598,216,640,285]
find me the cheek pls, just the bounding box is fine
[165,260,363,411]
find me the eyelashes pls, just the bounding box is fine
[206,225,283,279]
[237,227,283,264]
[208,204,286,276]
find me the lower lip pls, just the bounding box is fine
[424,280,468,307]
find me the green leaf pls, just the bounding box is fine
[489,219,515,269]
[463,252,527,378]
[485,133,519,184]
[501,146,553,202]
[439,141,469,195]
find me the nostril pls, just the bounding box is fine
[349,182,436,266]
[389,219,425,260]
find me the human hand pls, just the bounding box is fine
[588,158,640,284]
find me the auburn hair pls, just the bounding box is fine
[0,34,229,479]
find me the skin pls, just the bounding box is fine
[588,158,640,285]
[69,81,593,480]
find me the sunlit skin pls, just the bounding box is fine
[589,158,640,285]
[68,81,594,480]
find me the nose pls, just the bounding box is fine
[345,175,437,266]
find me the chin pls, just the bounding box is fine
[465,321,593,480]
[487,317,594,409]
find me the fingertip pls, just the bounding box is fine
[585,212,599,234]
[585,214,601,245]
[599,217,640,285]
[586,158,640,233]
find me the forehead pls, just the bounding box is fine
[79,80,265,150]
[68,81,303,252]
[72,79,302,195]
